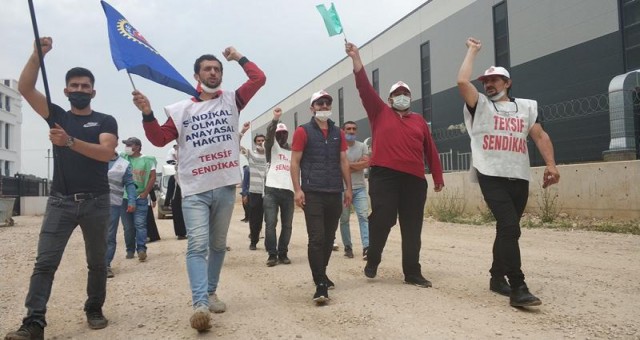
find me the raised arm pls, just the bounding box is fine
[223,46,266,111]
[457,37,482,109]
[18,37,53,119]
[345,42,386,119]
[264,108,282,163]
[132,90,178,147]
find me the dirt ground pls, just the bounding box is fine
[1,200,639,340]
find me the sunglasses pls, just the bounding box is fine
[314,98,332,106]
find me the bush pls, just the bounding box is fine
[427,189,466,223]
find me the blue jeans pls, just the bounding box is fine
[23,193,110,327]
[339,187,370,249]
[121,198,149,253]
[182,185,235,308]
[263,187,294,256]
[105,204,122,267]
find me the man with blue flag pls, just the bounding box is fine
[131,47,266,332]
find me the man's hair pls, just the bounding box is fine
[194,54,223,74]
[254,134,265,143]
[65,67,95,86]
[342,121,357,128]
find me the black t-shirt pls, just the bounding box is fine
[46,104,118,195]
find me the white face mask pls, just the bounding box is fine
[489,90,507,102]
[392,95,411,111]
[200,82,220,94]
[315,110,332,122]
[124,146,134,156]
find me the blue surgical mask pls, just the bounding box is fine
[345,134,357,142]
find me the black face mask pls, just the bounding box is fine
[68,92,92,110]
[276,133,288,147]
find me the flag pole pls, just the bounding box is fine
[342,31,348,44]
[126,71,138,91]
[27,0,53,128]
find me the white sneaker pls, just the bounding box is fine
[189,305,211,331]
[332,243,339,251]
[208,293,227,313]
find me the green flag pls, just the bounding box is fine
[316,3,343,36]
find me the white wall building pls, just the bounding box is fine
[0,79,23,176]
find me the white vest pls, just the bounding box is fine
[108,157,130,206]
[164,91,240,197]
[463,94,537,181]
[265,142,294,192]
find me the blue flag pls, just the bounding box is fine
[316,3,343,37]
[101,1,197,97]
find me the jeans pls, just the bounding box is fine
[248,193,264,245]
[23,193,110,327]
[367,166,427,278]
[263,187,294,256]
[182,185,235,307]
[105,204,123,267]
[302,191,342,285]
[339,187,370,249]
[477,173,529,288]
[121,197,149,253]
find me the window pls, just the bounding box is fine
[294,112,298,128]
[4,160,9,176]
[493,1,510,68]
[3,80,9,87]
[420,41,432,121]
[4,96,9,112]
[338,87,344,127]
[621,0,640,71]
[4,124,9,149]
[0,94,4,110]
[372,68,380,95]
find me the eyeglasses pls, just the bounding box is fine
[314,98,332,106]
[492,101,518,115]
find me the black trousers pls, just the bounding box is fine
[171,194,186,237]
[477,173,528,288]
[146,204,161,241]
[367,166,427,278]
[248,193,264,245]
[302,191,342,285]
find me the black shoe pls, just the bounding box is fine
[489,277,511,297]
[510,285,542,307]
[313,283,329,304]
[266,255,278,267]
[326,277,335,290]
[5,322,44,340]
[177,235,187,240]
[344,246,354,258]
[86,309,109,329]
[404,275,433,288]
[249,243,257,251]
[278,254,291,264]
[362,247,369,261]
[364,262,378,278]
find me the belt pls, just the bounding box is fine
[52,192,104,202]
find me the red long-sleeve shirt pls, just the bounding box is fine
[354,67,444,184]
[142,60,266,146]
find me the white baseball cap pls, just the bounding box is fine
[309,90,333,105]
[389,81,411,94]
[276,123,288,132]
[478,66,510,82]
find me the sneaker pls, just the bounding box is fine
[208,293,227,313]
[510,284,542,307]
[226,246,232,251]
[249,243,257,251]
[404,275,433,288]
[189,305,212,331]
[489,277,511,297]
[4,322,44,340]
[313,283,329,304]
[362,247,369,261]
[278,254,291,264]
[326,277,335,290]
[177,235,187,240]
[138,251,147,262]
[266,255,278,267]
[364,262,378,278]
[125,252,134,259]
[332,243,339,251]
[106,267,114,278]
[86,309,109,329]
[344,246,354,258]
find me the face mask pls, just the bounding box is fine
[315,110,332,122]
[392,95,410,111]
[124,146,134,155]
[489,89,507,102]
[200,82,220,94]
[68,92,92,109]
[345,134,357,142]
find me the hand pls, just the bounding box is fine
[49,123,69,146]
[33,37,53,57]
[242,196,249,205]
[241,121,250,134]
[542,165,560,188]
[273,107,282,120]
[345,42,360,59]
[132,90,152,115]
[138,193,148,200]
[126,205,136,213]
[152,201,157,208]
[343,189,352,208]
[434,183,444,192]
[465,37,482,52]
[295,190,305,208]
[222,46,243,61]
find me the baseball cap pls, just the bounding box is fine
[389,81,411,94]
[309,90,332,105]
[478,66,510,82]
[122,137,142,146]
[276,123,288,133]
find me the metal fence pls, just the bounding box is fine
[0,174,49,216]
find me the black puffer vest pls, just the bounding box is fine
[300,117,343,193]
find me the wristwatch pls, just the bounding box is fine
[65,136,75,147]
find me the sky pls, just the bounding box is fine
[1,0,427,179]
